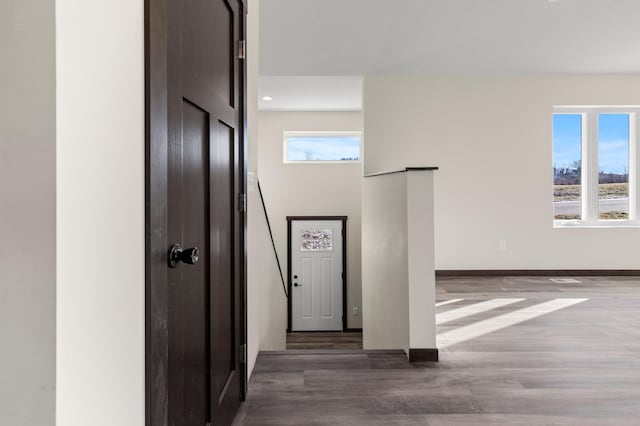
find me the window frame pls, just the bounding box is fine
[553,106,640,228]
[282,131,363,164]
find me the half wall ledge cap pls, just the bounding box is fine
[363,167,439,178]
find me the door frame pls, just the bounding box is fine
[144,1,248,425]
[286,216,348,333]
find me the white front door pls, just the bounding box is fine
[291,220,343,331]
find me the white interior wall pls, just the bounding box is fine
[247,171,288,360]
[258,111,364,329]
[362,173,409,350]
[246,0,261,379]
[364,75,640,270]
[406,171,436,350]
[246,0,287,377]
[56,1,145,425]
[0,1,56,425]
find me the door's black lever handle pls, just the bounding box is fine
[168,244,199,268]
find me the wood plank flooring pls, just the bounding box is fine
[233,276,640,425]
[286,332,363,350]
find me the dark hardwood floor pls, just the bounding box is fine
[234,276,640,425]
[286,332,363,350]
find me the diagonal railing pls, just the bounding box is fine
[257,179,288,298]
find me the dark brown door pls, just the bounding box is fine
[164,0,244,425]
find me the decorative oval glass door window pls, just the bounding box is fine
[300,229,333,252]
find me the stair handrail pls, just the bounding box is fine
[257,179,288,298]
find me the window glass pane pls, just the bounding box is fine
[598,114,629,220]
[553,114,582,220]
[301,229,333,252]
[286,134,360,161]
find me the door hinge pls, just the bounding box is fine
[237,193,247,212]
[237,40,246,60]
[240,344,247,364]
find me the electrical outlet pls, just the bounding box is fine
[353,306,359,316]
[499,240,507,251]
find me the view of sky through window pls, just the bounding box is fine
[553,114,629,174]
[598,114,629,174]
[553,114,582,171]
[286,134,360,161]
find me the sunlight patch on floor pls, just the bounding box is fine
[435,298,464,307]
[437,298,589,349]
[549,278,582,284]
[436,298,524,325]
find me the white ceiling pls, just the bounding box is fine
[258,0,640,110]
[259,76,362,111]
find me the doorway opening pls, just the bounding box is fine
[287,216,347,332]
[286,216,361,349]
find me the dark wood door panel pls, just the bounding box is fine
[146,0,246,424]
[183,78,237,128]
[183,0,236,108]
[210,121,235,404]
[181,99,211,425]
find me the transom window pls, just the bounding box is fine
[553,106,639,226]
[283,132,361,163]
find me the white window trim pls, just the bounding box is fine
[283,131,363,164]
[554,107,640,228]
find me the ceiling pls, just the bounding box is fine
[259,76,362,111]
[258,0,640,110]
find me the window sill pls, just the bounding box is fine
[283,160,361,164]
[554,220,640,228]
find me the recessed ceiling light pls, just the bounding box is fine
[261,96,273,101]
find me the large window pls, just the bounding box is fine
[283,132,361,163]
[553,107,638,226]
